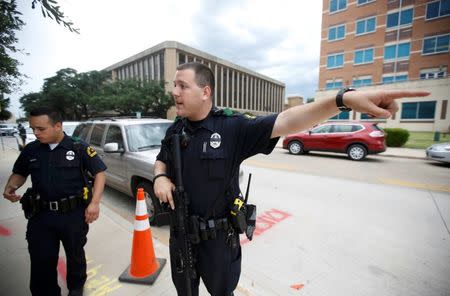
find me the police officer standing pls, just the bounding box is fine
[3,107,107,296]
[154,62,429,296]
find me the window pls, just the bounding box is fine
[354,48,374,64]
[330,111,350,120]
[125,123,172,152]
[384,42,410,60]
[90,124,106,147]
[352,77,372,87]
[426,0,450,20]
[420,68,447,79]
[382,74,408,84]
[357,0,375,5]
[328,24,346,41]
[330,0,347,13]
[401,101,436,119]
[105,125,124,150]
[360,113,372,119]
[327,53,344,69]
[311,125,333,133]
[333,125,359,132]
[326,80,343,90]
[386,8,413,28]
[356,17,376,35]
[423,34,450,55]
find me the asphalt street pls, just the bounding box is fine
[1,136,449,296]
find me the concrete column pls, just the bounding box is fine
[139,60,143,81]
[150,56,155,80]
[214,64,218,106]
[236,72,240,109]
[249,77,253,110]
[220,67,224,107]
[226,68,230,107]
[155,54,160,81]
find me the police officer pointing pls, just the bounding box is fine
[3,107,107,296]
[154,62,429,296]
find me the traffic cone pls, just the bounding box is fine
[119,188,166,285]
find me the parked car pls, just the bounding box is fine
[426,142,450,163]
[63,121,81,136]
[72,118,173,226]
[282,121,386,161]
[0,123,18,136]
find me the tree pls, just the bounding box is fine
[0,95,13,120]
[0,0,25,95]
[31,0,79,34]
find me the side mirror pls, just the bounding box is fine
[104,142,124,153]
[308,130,312,135]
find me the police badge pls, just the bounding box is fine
[210,133,221,149]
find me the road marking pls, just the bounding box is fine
[379,178,450,193]
[0,225,11,236]
[243,159,297,171]
[241,209,291,245]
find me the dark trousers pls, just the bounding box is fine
[169,230,241,296]
[26,206,88,296]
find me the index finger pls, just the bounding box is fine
[383,90,430,99]
[167,191,175,210]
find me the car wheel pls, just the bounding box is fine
[347,144,367,161]
[136,181,159,224]
[288,140,304,155]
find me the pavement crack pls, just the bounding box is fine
[428,191,450,237]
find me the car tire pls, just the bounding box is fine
[347,144,367,161]
[288,140,304,155]
[136,181,160,224]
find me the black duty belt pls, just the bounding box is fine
[40,195,81,213]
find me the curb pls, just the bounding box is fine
[375,153,426,160]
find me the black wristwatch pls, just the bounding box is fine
[336,87,355,112]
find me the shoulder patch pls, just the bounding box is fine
[223,108,233,116]
[86,146,97,157]
[72,136,81,142]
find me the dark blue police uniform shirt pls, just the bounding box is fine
[13,134,107,201]
[157,108,279,217]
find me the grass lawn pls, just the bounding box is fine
[403,131,450,149]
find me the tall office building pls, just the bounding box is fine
[317,0,450,132]
[104,41,285,117]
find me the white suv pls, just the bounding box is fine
[72,118,172,226]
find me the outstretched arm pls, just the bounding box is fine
[271,89,430,138]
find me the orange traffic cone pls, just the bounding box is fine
[119,188,166,285]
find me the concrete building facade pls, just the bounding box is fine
[104,41,285,116]
[317,0,450,132]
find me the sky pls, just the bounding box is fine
[9,0,323,118]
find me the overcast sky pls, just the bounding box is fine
[9,0,323,117]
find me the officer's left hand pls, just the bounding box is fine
[85,201,100,223]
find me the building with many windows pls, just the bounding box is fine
[317,0,450,132]
[104,41,285,117]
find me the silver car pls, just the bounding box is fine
[426,142,450,164]
[72,118,172,225]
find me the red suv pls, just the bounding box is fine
[282,121,386,161]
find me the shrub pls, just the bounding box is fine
[384,128,410,147]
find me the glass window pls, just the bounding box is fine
[90,124,105,147]
[330,0,347,13]
[426,0,450,19]
[358,0,375,4]
[382,75,408,84]
[387,8,413,28]
[327,53,344,68]
[361,113,372,119]
[328,24,346,41]
[384,42,410,60]
[330,111,350,120]
[353,77,372,87]
[401,101,436,119]
[105,125,124,150]
[354,48,374,64]
[356,17,376,35]
[126,123,172,152]
[326,81,343,90]
[78,124,92,141]
[333,125,354,132]
[423,34,450,55]
[312,125,333,133]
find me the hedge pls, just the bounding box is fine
[384,128,410,147]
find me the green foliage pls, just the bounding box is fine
[19,69,173,120]
[0,0,25,94]
[384,128,410,147]
[31,0,79,33]
[0,95,12,120]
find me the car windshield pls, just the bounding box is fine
[63,125,78,136]
[125,122,171,152]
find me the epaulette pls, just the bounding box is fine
[212,107,235,117]
[71,136,81,143]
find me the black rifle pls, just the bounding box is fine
[170,133,196,296]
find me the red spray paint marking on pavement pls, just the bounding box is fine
[290,283,305,290]
[0,225,11,236]
[57,257,67,284]
[240,208,291,245]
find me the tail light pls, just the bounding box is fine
[369,131,384,138]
